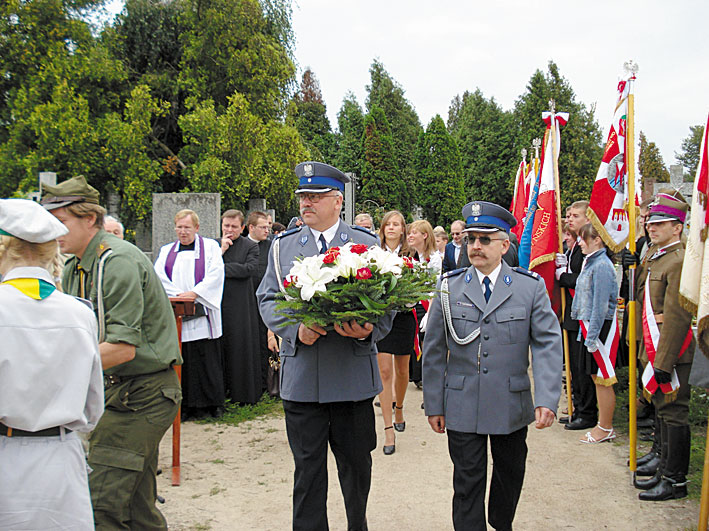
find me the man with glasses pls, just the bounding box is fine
[443,220,465,273]
[256,161,395,531]
[423,200,561,531]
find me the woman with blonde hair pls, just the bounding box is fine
[0,199,104,529]
[375,211,416,455]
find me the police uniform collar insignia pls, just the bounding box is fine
[299,234,308,246]
[465,272,473,284]
[340,232,349,242]
[470,203,482,216]
[303,164,314,177]
[504,274,512,286]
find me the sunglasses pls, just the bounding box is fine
[467,235,506,246]
[298,193,337,203]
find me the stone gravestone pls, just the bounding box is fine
[152,193,221,261]
[342,173,356,225]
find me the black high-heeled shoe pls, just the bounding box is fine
[393,405,406,432]
[383,426,395,455]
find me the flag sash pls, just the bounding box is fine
[579,313,619,384]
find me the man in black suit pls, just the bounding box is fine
[443,220,466,273]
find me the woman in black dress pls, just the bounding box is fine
[376,211,416,455]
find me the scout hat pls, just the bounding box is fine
[0,198,68,242]
[41,175,100,211]
[462,201,517,233]
[646,191,689,224]
[295,162,350,194]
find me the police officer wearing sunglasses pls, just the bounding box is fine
[422,200,562,531]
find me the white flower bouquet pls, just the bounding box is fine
[276,242,438,329]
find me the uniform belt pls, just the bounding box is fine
[0,424,70,437]
[104,367,174,390]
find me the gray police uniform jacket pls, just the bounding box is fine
[422,261,562,434]
[256,220,395,403]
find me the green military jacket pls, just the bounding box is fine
[62,230,182,376]
[635,241,695,372]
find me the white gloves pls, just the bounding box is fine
[555,267,565,281]
[555,253,568,267]
[419,312,429,333]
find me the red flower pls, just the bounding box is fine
[356,267,373,279]
[402,256,414,269]
[322,253,336,264]
[283,276,296,288]
[350,244,369,255]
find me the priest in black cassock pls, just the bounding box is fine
[246,211,278,392]
[219,209,262,404]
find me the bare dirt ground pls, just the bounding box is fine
[158,384,698,530]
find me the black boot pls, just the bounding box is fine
[635,412,660,466]
[639,424,690,501]
[635,418,666,490]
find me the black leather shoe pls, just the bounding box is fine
[383,426,395,455]
[394,422,406,432]
[564,417,596,431]
[636,450,658,466]
[639,477,688,501]
[634,471,661,490]
[558,416,570,425]
[635,454,661,476]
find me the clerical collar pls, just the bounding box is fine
[248,234,258,243]
[309,221,340,246]
[178,241,195,252]
[475,262,502,288]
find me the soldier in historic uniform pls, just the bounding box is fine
[256,162,394,531]
[627,192,695,501]
[423,201,562,531]
[42,176,182,530]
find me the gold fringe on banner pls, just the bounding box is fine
[528,252,556,272]
[585,207,629,254]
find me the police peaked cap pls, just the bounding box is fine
[462,201,517,233]
[295,162,350,193]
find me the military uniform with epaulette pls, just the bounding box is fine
[423,201,562,531]
[43,176,182,530]
[632,192,695,501]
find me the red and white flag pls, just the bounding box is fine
[679,113,709,355]
[529,111,568,314]
[510,160,528,240]
[587,79,636,252]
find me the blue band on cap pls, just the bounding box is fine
[298,176,344,192]
[466,215,511,232]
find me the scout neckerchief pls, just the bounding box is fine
[164,234,206,284]
[1,277,56,300]
[577,249,619,385]
[641,241,693,400]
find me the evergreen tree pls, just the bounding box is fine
[639,131,670,184]
[416,115,465,227]
[676,124,705,179]
[447,89,515,206]
[359,105,406,214]
[288,68,333,162]
[513,61,603,206]
[365,60,422,210]
[333,92,365,177]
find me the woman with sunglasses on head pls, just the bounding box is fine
[570,223,619,444]
[375,211,417,455]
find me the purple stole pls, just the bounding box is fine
[164,234,206,284]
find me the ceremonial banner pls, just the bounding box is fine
[679,113,709,356]
[528,111,568,313]
[510,160,528,240]
[587,79,635,252]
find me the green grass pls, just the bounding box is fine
[612,366,708,500]
[195,393,284,427]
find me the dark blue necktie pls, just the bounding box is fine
[319,234,327,254]
[483,276,492,303]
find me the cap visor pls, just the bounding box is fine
[463,226,501,233]
[41,199,79,211]
[646,215,681,224]
[295,187,337,194]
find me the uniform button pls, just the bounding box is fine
[482,368,488,374]
[484,318,490,324]
[462,313,466,318]
[483,334,489,340]
[483,352,488,357]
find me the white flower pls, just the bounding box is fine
[335,245,369,278]
[366,246,403,276]
[291,255,338,301]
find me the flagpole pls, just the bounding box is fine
[548,99,574,420]
[624,61,639,474]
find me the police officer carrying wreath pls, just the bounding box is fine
[423,201,562,531]
[42,175,182,530]
[627,192,695,501]
[256,162,394,531]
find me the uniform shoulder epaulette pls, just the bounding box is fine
[512,266,541,280]
[276,226,302,239]
[97,240,112,257]
[442,267,466,279]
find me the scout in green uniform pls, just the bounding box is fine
[42,175,182,530]
[627,191,694,501]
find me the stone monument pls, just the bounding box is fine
[152,193,221,260]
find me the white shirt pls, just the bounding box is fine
[309,221,340,248]
[154,236,225,342]
[0,267,104,432]
[475,262,503,291]
[453,242,462,264]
